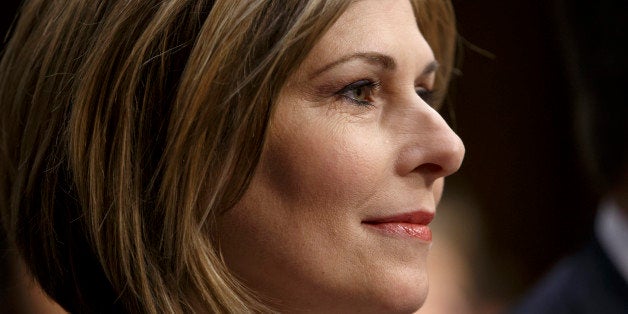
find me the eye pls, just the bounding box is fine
[337,79,380,107]
[416,86,434,105]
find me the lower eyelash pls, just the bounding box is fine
[341,95,374,107]
[417,90,434,104]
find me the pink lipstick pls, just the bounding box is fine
[362,211,434,241]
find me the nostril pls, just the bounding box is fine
[415,163,443,175]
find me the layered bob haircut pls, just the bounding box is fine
[0,0,456,312]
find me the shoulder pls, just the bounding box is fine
[509,240,628,314]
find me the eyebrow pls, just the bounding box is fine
[310,51,439,79]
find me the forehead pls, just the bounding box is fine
[301,0,434,72]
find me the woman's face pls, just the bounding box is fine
[217,0,464,312]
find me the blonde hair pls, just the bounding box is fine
[0,0,456,312]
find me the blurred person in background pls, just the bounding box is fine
[419,188,483,314]
[511,0,628,313]
[419,185,508,314]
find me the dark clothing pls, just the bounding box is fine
[511,239,628,314]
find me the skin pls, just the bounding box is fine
[217,0,465,313]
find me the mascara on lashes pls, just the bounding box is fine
[336,79,380,107]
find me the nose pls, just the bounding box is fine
[396,104,465,184]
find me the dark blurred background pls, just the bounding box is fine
[0,0,622,312]
[445,0,624,311]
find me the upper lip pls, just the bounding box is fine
[362,210,434,225]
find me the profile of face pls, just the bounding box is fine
[217,0,465,312]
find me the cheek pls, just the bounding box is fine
[434,178,445,205]
[261,121,385,209]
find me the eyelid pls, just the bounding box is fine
[338,79,377,94]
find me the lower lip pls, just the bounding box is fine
[364,222,432,241]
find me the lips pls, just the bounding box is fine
[362,211,434,241]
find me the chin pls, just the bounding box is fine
[359,267,430,314]
[386,284,429,313]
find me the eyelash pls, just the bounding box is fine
[337,79,380,107]
[336,80,436,107]
[416,87,435,105]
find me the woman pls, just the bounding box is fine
[0,0,464,312]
